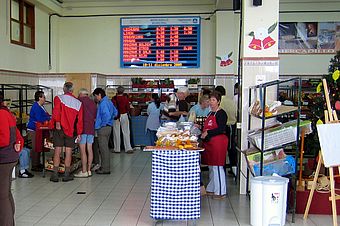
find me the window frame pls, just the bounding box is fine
[10,0,35,49]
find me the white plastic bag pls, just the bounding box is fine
[178,115,186,122]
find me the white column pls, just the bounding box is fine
[239,0,280,194]
[215,11,238,98]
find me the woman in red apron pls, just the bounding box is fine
[201,91,228,199]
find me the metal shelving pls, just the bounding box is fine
[0,84,53,134]
[245,78,301,223]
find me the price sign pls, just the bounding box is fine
[121,17,200,68]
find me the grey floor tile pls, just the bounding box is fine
[12,150,332,226]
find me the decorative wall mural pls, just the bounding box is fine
[248,22,277,51]
[216,52,233,67]
[279,22,339,54]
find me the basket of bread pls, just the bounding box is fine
[144,122,203,151]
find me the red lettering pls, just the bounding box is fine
[123,27,140,32]
[156,50,165,62]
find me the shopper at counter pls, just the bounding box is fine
[18,148,34,178]
[0,91,24,226]
[188,94,210,121]
[163,87,190,121]
[201,91,228,199]
[74,88,97,178]
[146,93,163,146]
[50,82,83,182]
[112,86,133,154]
[27,91,51,172]
[93,88,117,174]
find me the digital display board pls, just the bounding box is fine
[120,17,200,68]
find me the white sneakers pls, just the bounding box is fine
[74,171,88,178]
[92,164,101,171]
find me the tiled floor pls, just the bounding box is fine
[12,149,338,226]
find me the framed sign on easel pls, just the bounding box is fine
[304,79,340,226]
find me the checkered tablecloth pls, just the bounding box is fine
[150,150,200,220]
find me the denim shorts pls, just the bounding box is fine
[79,134,94,144]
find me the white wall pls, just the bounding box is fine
[1,0,340,77]
[55,15,215,75]
[279,11,340,75]
[279,1,340,75]
[0,0,50,73]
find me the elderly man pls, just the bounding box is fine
[164,86,190,121]
[93,88,117,174]
[50,82,83,182]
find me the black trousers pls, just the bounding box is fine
[227,124,237,167]
[0,161,16,226]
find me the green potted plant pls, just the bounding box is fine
[187,78,200,88]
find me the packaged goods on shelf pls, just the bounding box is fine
[248,120,311,151]
[248,126,296,151]
[252,155,296,176]
[44,138,54,150]
[4,99,12,108]
[11,110,29,124]
[247,149,286,166]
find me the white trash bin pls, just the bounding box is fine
[250,176,289,226]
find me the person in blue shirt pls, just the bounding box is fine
[92,88,117,174]
[27,91,51,173]
[146,93,163,146]
[189,94,210,119]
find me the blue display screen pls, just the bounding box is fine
[120,17,200,68]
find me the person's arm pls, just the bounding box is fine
[41,107,51,122]
[91,101,97,122]
[177,100,189,115]
[147,103,153,115]
[77,103,83,135]
[0,113,10,147]
[206,110,227,138]
[169,101,189,117]
[27,104,38,130]
[124,96,130,113]
[94,104,102,130]
[189,105,195,114]
[15,127,24,152]
[169,111,188,117]
[112,103,118,119]
[52,96,61,129]
[111,97,116,106]
[101,101,113,125]
[36,104,50,122]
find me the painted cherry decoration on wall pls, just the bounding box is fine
[216,51,233,67]
[248,22,277,50]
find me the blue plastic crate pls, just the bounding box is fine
[253,155,296,176]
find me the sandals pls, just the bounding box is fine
[18,170,34,178]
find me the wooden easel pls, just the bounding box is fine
[297,129,306,191]
[303,79,340,226]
